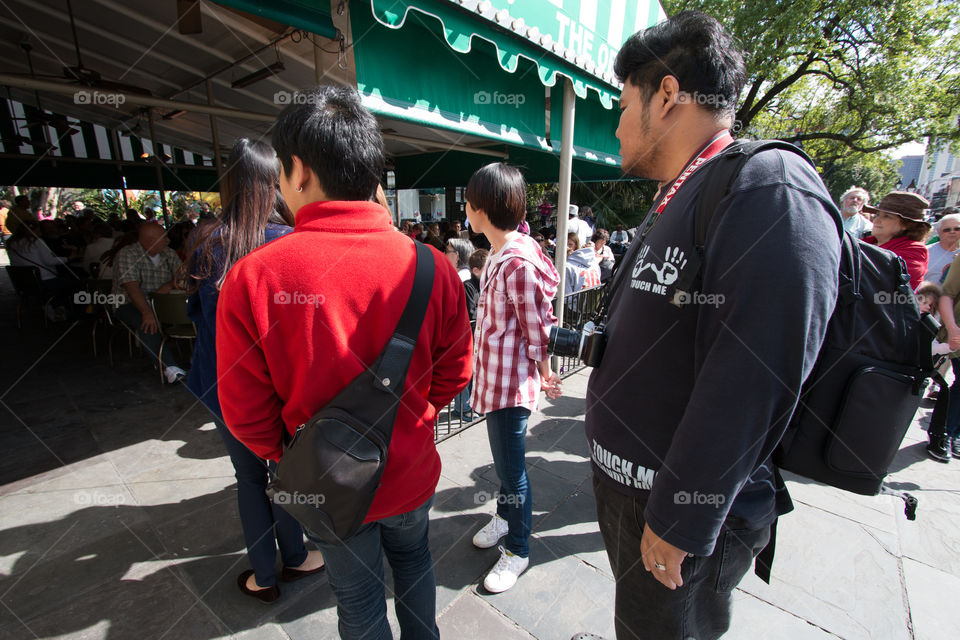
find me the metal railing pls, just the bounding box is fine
[554,283,607,379]
[434,283,608,442]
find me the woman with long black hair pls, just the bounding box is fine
[183,138,325,603]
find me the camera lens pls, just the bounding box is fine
[548,326,583,358]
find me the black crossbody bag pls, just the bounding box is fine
[266,240,435,544]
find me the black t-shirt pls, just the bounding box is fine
[585,148,841,556]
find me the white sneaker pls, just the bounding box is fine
[472,514,509,549]
[483,545,529,593]
[164,366,187,384]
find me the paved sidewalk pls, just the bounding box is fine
[0,290,956,638]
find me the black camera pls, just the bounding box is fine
[548,321,607,367]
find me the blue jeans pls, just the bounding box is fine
[306,496,438,640]
[453,378,473,415]
[215,419,307,587]
[486,406,533,557]
[945,359,960,438]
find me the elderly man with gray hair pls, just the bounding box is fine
[926,208,960,283]
[839,186,872,238]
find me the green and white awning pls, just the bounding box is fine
[351,0,665,183]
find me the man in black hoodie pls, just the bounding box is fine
[579,11,840,640]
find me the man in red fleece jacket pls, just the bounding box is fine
[216,85,471,640]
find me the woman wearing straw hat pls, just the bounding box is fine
[862,191,931,289]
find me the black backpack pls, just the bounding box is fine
[678,140,943,516]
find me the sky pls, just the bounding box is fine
[894,140,927,158]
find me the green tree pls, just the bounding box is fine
[818,155,901,203]
[665,0,960,162]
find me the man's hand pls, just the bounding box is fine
[140,310,159,334]
[948,328,960,351]
[640,523,689,590]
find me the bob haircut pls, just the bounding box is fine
[465,163,527,231]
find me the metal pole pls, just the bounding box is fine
[146,109,170,228]
[313,34,324,84]
[553,77,575,330]
[206,80,223,183]
[108,128,128,208]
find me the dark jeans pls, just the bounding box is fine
[114,303,180,369]
[945,358,960,438]
[215,419,307,587]
[453,378,473,415]
[306,496,438,640]
[486,406,533,557]
[592,476,770,640]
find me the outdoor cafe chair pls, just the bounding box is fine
[150,292,197,385]
[84,278,124,361]
[5,265,53,329]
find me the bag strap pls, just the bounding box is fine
[371,240,435,395]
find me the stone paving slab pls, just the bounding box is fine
[438,591,536,639]
[480,535,617,640]
[738,503,909,640]
[725,591,840,639]
[902,557,960,640]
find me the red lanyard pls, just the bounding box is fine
[655,131,734,214]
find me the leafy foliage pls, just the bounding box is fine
[665,0,960,162]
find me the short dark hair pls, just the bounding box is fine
[14,195,29,207]
[468,248,489,271]
[465,163,526,231]
[614,11,745,117]
[591,228,610,243]
[272,85,384,201]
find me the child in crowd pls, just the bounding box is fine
[467,163,562,593]
[916,281,941,315]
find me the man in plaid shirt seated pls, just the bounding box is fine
[113,222,186,383]
[466,162,563,593]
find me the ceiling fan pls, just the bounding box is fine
[59,0,152,95]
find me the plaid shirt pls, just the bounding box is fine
[471,234,559,414]
[113,243,182,297]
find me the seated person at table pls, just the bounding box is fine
[113,222,187,383]
[83,223,116,271]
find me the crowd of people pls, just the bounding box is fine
[4,9,957,640]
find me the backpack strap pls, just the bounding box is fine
[671,140,823,304]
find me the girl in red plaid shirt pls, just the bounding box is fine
[466,163,562,593]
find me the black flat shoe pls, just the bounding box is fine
[281,562,326,582]
[237,569,280,603]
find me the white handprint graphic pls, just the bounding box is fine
[632,245,653,279]
[656,247,687,286]
[632,245,687,285]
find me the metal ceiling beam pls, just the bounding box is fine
[0,73,276,122]
[8,0,287,111]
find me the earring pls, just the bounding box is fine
[295,186,303,193]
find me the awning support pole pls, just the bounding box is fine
[146,109,170,228]
[553,76,575,334]
[206,80,223,183]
